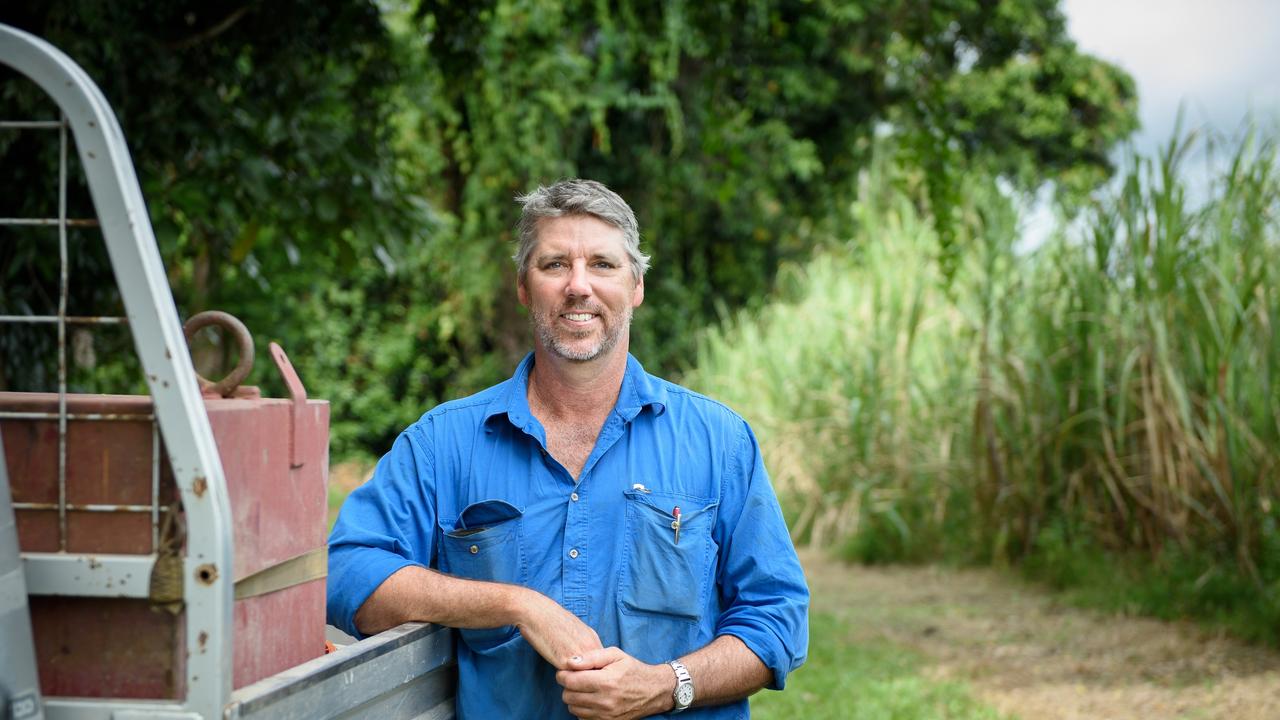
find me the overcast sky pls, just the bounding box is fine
[1015,1,1280,248]
[1062,0,1280,155]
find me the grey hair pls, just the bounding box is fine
[513,178,650,281]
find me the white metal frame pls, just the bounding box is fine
[225,623,455,719]
[0,24,234,720]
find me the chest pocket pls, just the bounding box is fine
[439,499,526,649]
[618,489,719,623]
[438,499,526,584]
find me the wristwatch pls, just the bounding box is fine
[668,660,694,713]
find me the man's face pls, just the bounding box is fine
[518,214,645,363]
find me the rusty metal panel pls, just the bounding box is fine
[28,596,185,699]
[205,396,329,688]
[1,394,171,556]
[0,390,329,699]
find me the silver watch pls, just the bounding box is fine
[668,660,694,713]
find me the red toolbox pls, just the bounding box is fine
[0,356,329,698]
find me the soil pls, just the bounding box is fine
[801,549,1280,720]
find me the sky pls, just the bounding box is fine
[1062,0,1280,156]
[1016,1,1280,249]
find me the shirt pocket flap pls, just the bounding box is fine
[438,501,526,588]
[622,488,718,523]
[455,498,523,533]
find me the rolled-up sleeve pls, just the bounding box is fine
[326,424,437,639]
[713,421,809,690]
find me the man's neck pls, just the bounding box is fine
[526,345,629,423]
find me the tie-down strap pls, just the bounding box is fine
[234,546,328,601]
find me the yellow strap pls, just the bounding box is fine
[234,546,327,600]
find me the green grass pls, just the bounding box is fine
[1021,528,1280,647]
[327,482,347,531]
[750,612,1008,720]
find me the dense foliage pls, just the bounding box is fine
[1,0,1136,455]
[9,0,1272,649]
[410,0,1138,362]
[0,0,430,434]
[687,131,1280,642]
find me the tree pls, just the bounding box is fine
[1,0,1137,455]
[408,0,1137,370]
[1,0,436,448]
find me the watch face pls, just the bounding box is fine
[676,683,695,707]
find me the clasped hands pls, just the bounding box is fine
[515,590,673,720]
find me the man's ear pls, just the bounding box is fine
[517,277,529,307]
[631,275,644,308]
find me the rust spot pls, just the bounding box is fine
[195,563,218,585]
[88,120,96,127]
[192,476,207,498]
[165,347,172,359]
[87,557,102,569]
[198,631,208,652]
[162,380,170,388]
[87,151,96,159]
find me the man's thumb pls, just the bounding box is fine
[567,647,620,670]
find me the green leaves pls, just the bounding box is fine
[1,0,1138,455]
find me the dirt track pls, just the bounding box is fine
[801,550,1280,720]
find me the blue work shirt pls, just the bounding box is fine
[327,353,809,719]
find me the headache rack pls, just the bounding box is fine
[0,23,454,720]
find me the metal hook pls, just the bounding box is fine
[182,310,254,398]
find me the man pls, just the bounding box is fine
[327,179,808,719]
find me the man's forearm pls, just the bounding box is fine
[681,634,773,708]
[354,564,603,669]
[354,565,524,636]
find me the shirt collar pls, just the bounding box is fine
[615,353,668,421]
[483,351,667,431]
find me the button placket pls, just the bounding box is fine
[562,478,590,616]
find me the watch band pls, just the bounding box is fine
[668,660,694,713]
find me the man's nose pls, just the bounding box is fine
[565,261,591,297]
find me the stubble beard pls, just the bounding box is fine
[533,302,633,362]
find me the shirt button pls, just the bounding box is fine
[568,548,579,559]
[570,492,579,502]
[469,545,479,554]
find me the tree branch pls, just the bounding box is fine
[168,5,252,51]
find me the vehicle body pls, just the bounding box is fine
[0,23,455,719]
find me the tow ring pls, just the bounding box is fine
[183,310,254,398]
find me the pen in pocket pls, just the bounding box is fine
[672,506,681,545]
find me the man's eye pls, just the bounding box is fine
[544,261,565,269]
[593,261,616,269]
